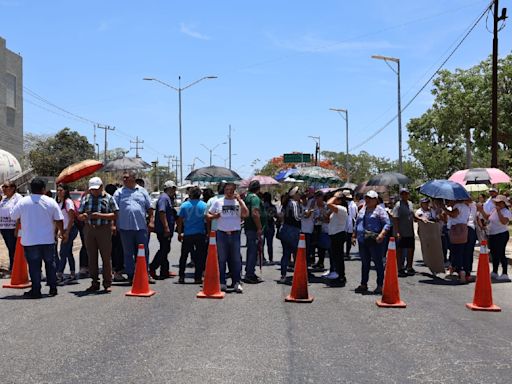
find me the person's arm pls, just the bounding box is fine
[55,219,67,243]
[237,194,249,218]
[160,210,171,237]
[176,216,184,242]
[496,208,510,225]
[376,209,390,243]
[442,204,459,218]
[251,197,263,233]
[327,196,339,213]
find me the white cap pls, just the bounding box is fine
[163,180,176,189]
[88,177,103,190]
[365,190,378,199]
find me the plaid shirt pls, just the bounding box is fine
[78,192,118,226]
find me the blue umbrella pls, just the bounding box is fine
[275,168,298,181]
[419,180,470,200]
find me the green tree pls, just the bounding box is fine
[407,54,512,179]
[28,128,96,176]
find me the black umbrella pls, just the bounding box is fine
[185,165,242,182]
[103,156,151,172]
[366,172,411,186]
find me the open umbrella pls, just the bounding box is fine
[449,168,510,185]
[464,184,489,192]
[103,156,151,172]
[56,159,103,184]
[239,175,280,188]
[275,168,298,181]
[419,180,470,201]
[290,166,341,183]
[282,177,304,183]
[366,172,410,186]
[185,165,242,182]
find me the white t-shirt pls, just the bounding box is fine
[447,203,470,229]
[209,197,242,232]
[328,205,348,235]
[487,207,512,235]
[345,200,357,233]
[60,198,75,230]
[301,201,314,234]
[10,194,64,246]
[0,192,22,229]
[466,202,477,229]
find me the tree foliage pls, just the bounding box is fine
[407,54,512,179]
[27,128,96,176]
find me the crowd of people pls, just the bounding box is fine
[0,172,510,299]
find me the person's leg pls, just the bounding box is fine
[58,225,77,274]
[358,241,371,287]
[450,243,464,273]
[111,232,124,273]
[345,231,353,259]
[280,240,291,277]
[488,234,500,274]
[1,229,17,272]
[304,232,313,264]
[23,245,42,294]
[229,232,242,284]
[464,227,477,275]
[131,230,149,268]
[158,234,171,277]
[216,231,229,285]
[267,228,275,262]
[245,230,258,277]
[119,230,136,280]
[85,225,100,287]
[41,244,57,291]
[97,226,112,288]
[78,226,88,272]
[179,236,193,279]
[193,234,207,281]
[370,243,385,288]
[497,231,509,275]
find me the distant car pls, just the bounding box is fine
[150,191,161,209]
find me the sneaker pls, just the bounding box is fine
[148,275,156,284]
[499,274,511,282]
[490,272,499,281]
[113,272,127,282]
[311,263,324,270]
[149,269,157,279]
[69,273,77,280]
[458,271,467,284]
[324,271,339,280]
[48,287,58,297]
[85,284,100,292]
[279,276,287,284]
[234,282,243,293]
[321,270,332,277]
[372,286,383,295]
[194,278,203,284]
[398,269,408,278]
[354,285,368,293]
[406,268,416,276]
[243,275,262,284]
[104,287,112,293]
[465,275,476,283]
[178,277,185,284]
[186,261,195,268]
[220,284,227,292]
[23,290,42,299]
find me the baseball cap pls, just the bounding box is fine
[288,186,299,197]
[342,190,353,199]
[489,187,498,193]
[163,180,176,189]
[400,188,410,194]
[365,190,378,199]
[420,197,430,203]
[89,177,103,190]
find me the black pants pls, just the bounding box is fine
[344,231,353,257]
[489,231,509,275]
[150,233,172,276]
[0,229,16,271]
[179,234,207,280]
[111,231,124,273]
[329,231,347,279]
[78,225,88,269]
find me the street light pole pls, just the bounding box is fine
[371,54,402,173]
[330,108,349,181]
[143,75,217,186]
[201,142,227,166]
[308,136,320,165]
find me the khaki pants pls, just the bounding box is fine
[84,224,112,288]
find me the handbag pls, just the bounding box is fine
[364,230,379,243]
[449,223,468,244]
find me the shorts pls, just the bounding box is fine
[397,236,415,249]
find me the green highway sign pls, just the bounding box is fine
[283,153,313,163]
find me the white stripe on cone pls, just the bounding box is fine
[137,245,145,257]
[17,230,22,238]
[388,239,396,250]
[298,239,306,248]
[209,236,216,245]
[480,245,488,255]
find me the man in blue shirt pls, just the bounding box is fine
[113,170,153,282]
[149,180,177,279]
[176,186,207,284]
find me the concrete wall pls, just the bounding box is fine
[0,36,23,161]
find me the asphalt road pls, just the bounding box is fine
[0,235,511,384]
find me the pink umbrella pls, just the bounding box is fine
[449,168,510,185]
[239,175,280,188]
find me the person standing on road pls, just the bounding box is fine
[10,178,66,299]
[78,177,118,292]
[176,186,207,284]
[477,195,511,282]
[262,192,278,265]
[207,182,248,293]
[149,180,178,280]
[300,193,315,266]
[326,191,348,286]
[113,171,153,283]
[0,181,22,277]
[243,180,264,284]
[353,190,390,295]
[343,191,357,261]
[392,188,416,277]
[278,186,302,283]
[55,184,79,282]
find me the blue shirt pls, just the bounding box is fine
[355,205,391,243]
[179,199,207,236]
[154,193,176,234]
[113,186,151,231]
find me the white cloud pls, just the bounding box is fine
[180,22,210,40]
[267,32,395,54]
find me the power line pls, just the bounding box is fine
[350,1,493,152]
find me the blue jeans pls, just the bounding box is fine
[245,230,258,277]
[279,224,300,277]
[463,226,477,274]
[119,229,149,279]
[489,230,509,275]
[0,228,16,271]
[24,244,57,294]
[358,240,385,287]
[450,242,465,272]
[58,225,79,274]
[216,231,242,285]
[262,227,275,262]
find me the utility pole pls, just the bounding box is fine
[164,155,173,174]
[171,157,179,183]
[491,0,507,168]
[228,124,232,169]
[130,136,144,158]
[96,124,115,164]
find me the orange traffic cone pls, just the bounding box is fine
[285,233,314,303]
[197,231,225,299]
[376,237,406,308]
[3,226,31,289]
[466,240,501,311]
[126,244,156,297]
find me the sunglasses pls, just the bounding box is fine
[1,185,12,189]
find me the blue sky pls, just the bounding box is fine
[1,0,510,179]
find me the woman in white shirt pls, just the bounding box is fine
[463,198,478,282]
[0,181,22,275]
[56,184,79,281]
[477,195,511,281]
[326,191,348,286]
[442,200,470,283]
